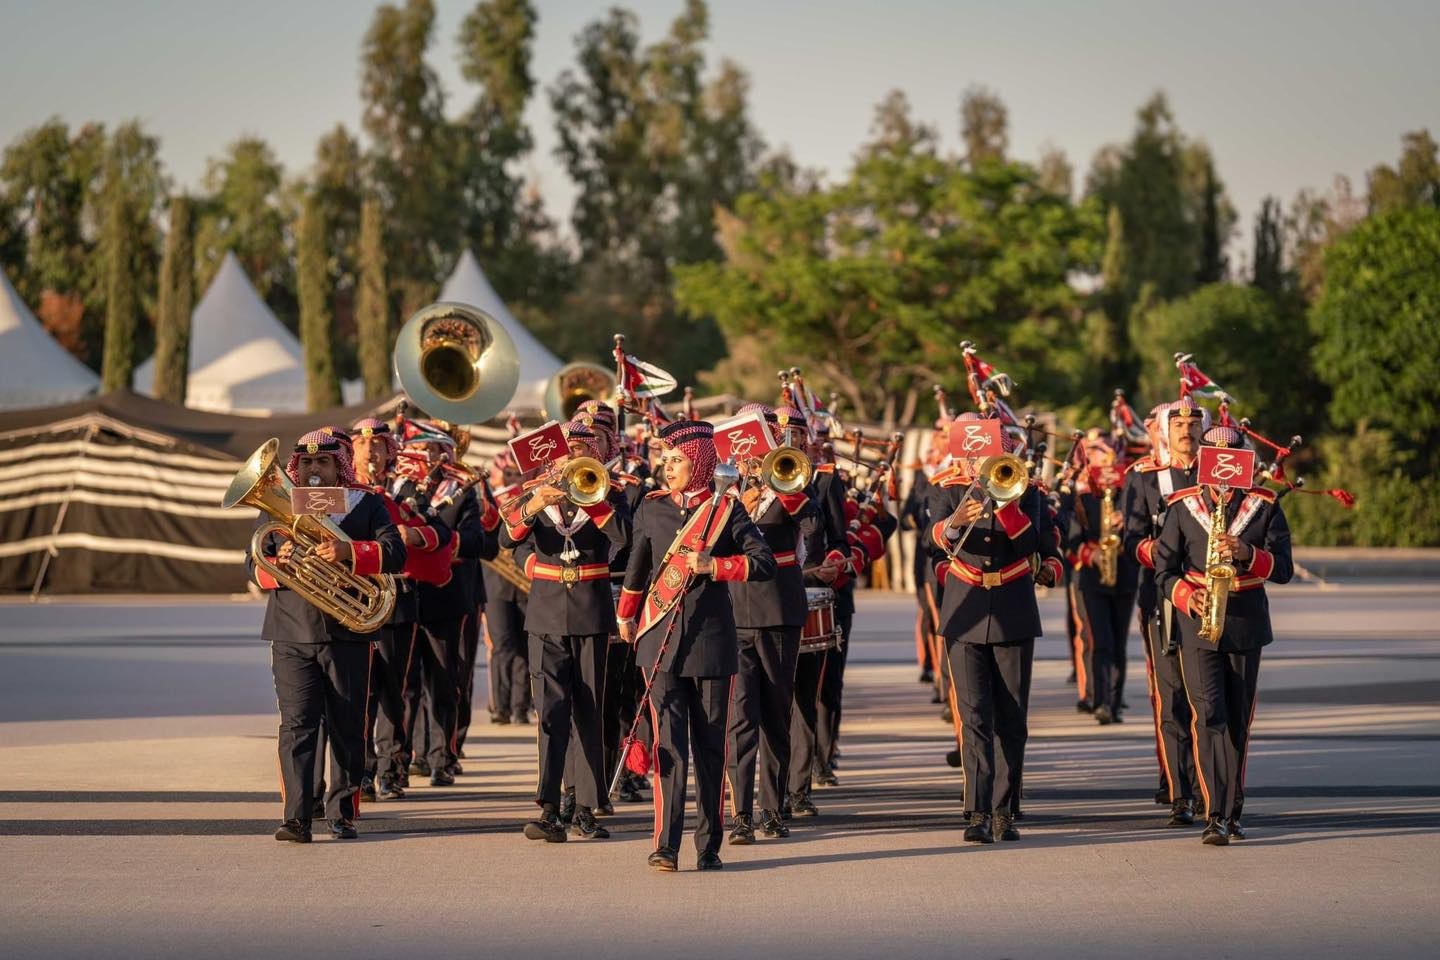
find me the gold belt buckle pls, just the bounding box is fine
[982,571,1002,589]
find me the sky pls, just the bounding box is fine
[2,0,1438,265]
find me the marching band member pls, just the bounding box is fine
[1122,400,1207,825]
[1155,426,1293,845]
[724,404,816,844]
[617,420,776,872]
[1065,431,1139,724]
[483,450,531,726]
[506,418,633,843]
[928,415,1062,844]
[252,430,406,843]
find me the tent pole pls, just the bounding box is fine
[30,423,97,601]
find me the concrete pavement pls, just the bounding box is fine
[1,586,1438,959]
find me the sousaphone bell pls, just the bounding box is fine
[393,302,521,425]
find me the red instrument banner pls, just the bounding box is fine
[290,487,348,516]
[948,418,1004,459]
[1087,464,1124,492]
[1197,446,1256,489]
[712,412,775,463]
[509,420,568,474]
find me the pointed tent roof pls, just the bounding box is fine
[134,252,310,414]
[0,266,99,410]
[438,250,560,413]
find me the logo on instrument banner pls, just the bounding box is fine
[508,420,568,474]
[663,565,685,590]
[290,487,347,516]
[712,412,775,463]
[947,418,1004,459]
[1197,446,1256,489]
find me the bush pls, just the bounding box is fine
[1285,424,1440,546]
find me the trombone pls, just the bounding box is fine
[943,452,1030,557]
[757,446,812,495]
[498,456,612,515]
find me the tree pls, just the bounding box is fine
[152,195,194,403]
[1366,129,1440,215]
[960,85,1007,168]
[355,197,391,400]
[1310,207,1440,454]
[1192,146,1227,283]
[296,194,340,410]
[194,136,291,318]
[1037,144,1073,197]
[96,121,165,391]
[1251,195,1284,296]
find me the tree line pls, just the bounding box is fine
[1,0,1437,544]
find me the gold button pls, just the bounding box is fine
[984,560,992,567]
[983,536,992,543]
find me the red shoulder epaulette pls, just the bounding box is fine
[1167,486,1201,506]
[611,472,642,487]
[645,489,671,500]
[816,463,836,474]
[1247,487,1278,503]
[931,463,967,488]
[1131,458,1162,474]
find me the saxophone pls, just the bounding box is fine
[1098,487,1121,587]
[1197,488,1236,643]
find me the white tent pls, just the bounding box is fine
[438,250,561,413]
[133,252,363,414]
[0,266,99,410]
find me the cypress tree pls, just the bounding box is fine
[98,173,137,393]
[297,193,341,410]
[355,197,391,399]
[152,195,194,403]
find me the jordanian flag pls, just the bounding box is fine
[1175,353,1231,402]
[615,351,678,399]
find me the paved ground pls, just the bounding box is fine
[1,585,1438,959]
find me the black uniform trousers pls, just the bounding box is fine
[647,670,731,856]
[946,637,1034,817]
[411,616,463,769]
[727,626,801,818]
[454,610,483,754]
[272,639,371,824]
[787,649,824,796]
[1075,586,1135,714]
[533,633,608,810]
[486,599,531,720]
[816,606,854,770]
[1177,642,1261,820]
[368,624,418,781]
[602,639,645,780]
[1141,607,1196,801]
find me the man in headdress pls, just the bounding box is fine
[927,414,1063,843]
[617,420,776,871]
[483,450,530,726]
[1155,425,1293,845]
[252,430,407,842]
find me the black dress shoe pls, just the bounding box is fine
[930,690,944,704]
[940,706,953,724]
[523,811,568,843]
[945,749,962,768]
[446,761,463,776]
[327,818,358,840]
[789,793,818,817]
[1167,800,1195,827]
[780,798,793,821]
[696,850,724,871]
[963,812,994,844]
[648,847,678,872]
[310,798,326,820]
[919,669,934,684]
[571,807,610,839]
[1201,817,1230,846]
[360,775,377,801]
[1066,669,1077,684]
[1076,699,1093,713]
[274,819,312,843]
[558,791,577,826]
[728,813,755,845]
[512,712,530,725]
[1093,704,1114,725]
[1226,818,1247,840]
[430,766,455,787]
[994,813,1020,841]
[1154,787,1172,805]
[377,777,405,801]
[617,779,642,803]
[760,809,789,838]
[815,767,839,787]
[595,801,615,817]
[409,759,430,778]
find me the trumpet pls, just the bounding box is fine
[944,452,1030,557]
[499,456,612,514]
[223,439,396,633]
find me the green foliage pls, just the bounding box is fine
[1366,130,1440,215]
[152,196,194,403]
[194,136,292,320]
[1286,425,1440,547]
[97,122,165,391]
[296,194,341,410]
[1310,207,1440,449]
[355,197,391,401]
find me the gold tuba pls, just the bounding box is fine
[393,302,521,425]
[1197,487,1236,643]
[1098,487,1121,587]
[223,439,397,633]
[760,445,812,494]
[544,362,617,423]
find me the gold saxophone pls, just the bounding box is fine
[483,548,532,595]
[1197,488,1236,643]
[1098,487,1121,587]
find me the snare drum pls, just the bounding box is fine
[800,587,842,653]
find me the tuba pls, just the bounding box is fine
[393,302,521,425]
[1197,487,1236,643]
[223,439,396,633]
[760,446,812,494]
[1098,487,1121,587]
[544,362,618,423]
